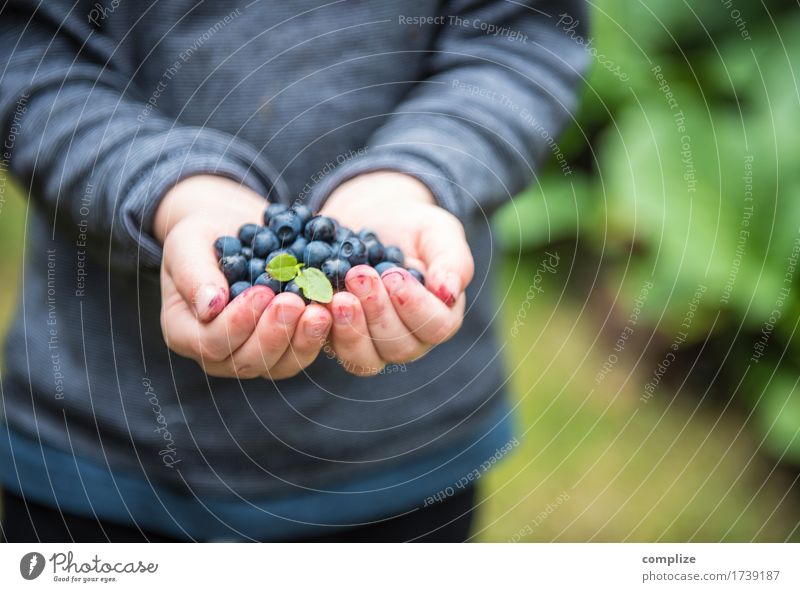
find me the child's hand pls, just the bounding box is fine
[154,175,332,379]
[319,172,474,376]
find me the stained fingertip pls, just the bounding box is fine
[303,310,332,340]
[434,285,455,306]
[429,271,460,306]
[345,265,378,298]
[245,285,275,313]
[381,267,407,285]
[305,302,333,320]
[333,302,355,325]
[195,284,228,322]
[330,292,359,325]
[381,268,414,305]
[268,294,305,327]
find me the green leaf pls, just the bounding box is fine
[294,267,333,303]
[267,253,300,282]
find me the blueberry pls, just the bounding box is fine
[303,240,333,269]
[335,226,354,243]
[214,236,242,259]
[269,210,303,245]
[252,229,280,258]
[364,239,385,266]
[265,248,292,265]
[221,254,247,284]
[321,258,351,291]
[407,267,425,285]
[304,216,336,242]
[229,281,251,300]
[238,223,260,246]
[383,246,405,266]
[241,246,253,259]
[291,203,313,226]
[263,202,289,225]
[358,229,379,243]
[282,279,310,304]
[247,258,266,282]
[287,236,308,262]
[374,261,399,275]
[254,273,281,293]
[336,236,368,266]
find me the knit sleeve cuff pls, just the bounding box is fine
[306,146,465,220]
[115,127,287,269]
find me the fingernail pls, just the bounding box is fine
[382,270,405,293]
[196,284,226,319]
[436,273,460,306]
[275,304,300,325]
[305,319,330,339]
[334,304,353,324]
[348,273,373,298]
[250,287,272,312]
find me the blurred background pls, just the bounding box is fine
[2,0,800,541]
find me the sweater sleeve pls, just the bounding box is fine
[0,0,285,270]
[309,0,589,219]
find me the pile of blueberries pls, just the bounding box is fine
[214,203,424,302]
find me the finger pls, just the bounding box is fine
[382,267,465,345]
[268,304,333,379]
[345,265,427,363]
[328,291,384,376]
[224,293,306,378]
[404,256,426,275]
[418,219,474,306]
[163,222,229,321]
[161,279,274,363]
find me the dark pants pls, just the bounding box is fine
[0,486,475,542]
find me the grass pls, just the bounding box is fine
[473,254,800,541]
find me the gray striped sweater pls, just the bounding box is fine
[0,0,587,498]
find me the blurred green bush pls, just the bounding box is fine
[494,0,800,465]
[0,176,24,339]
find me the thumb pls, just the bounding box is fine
[418,219,474,306]
[163,221,230,322]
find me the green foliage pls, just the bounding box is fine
[266,252,303,282]
[0,174,25,341]
[492,172,589,253]
[266,252,333,302]
[294,267,333,303]
[493,0,800,464]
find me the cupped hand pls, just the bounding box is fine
[154,175,332,380]
[320,172,474,376]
